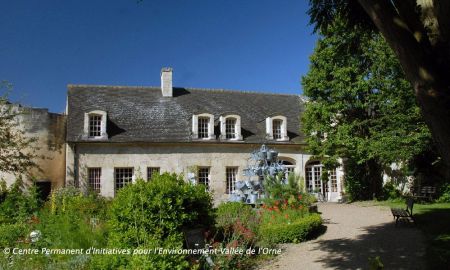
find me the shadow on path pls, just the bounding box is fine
[314,222,424,269]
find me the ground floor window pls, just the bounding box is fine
[226,167,238,194]
[147,167,160,181]
[88,168,101,193]
[115,168,133,191]
[198,167,210,191]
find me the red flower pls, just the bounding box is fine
[285,214,289,219]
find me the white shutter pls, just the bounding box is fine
[219,116,225,139]
[208,115,215,139]
[235,116,242,140]
[266,117,273,139]
[192,115,198,139]
[282,118,288,140]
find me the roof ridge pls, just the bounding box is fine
[67,84,300,97]
[184,87,300,97]
[67,84,160,89]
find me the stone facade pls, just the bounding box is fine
[66,142,315,202]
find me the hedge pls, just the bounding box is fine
[259,213,322,245]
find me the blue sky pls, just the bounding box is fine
[0,0,316,112]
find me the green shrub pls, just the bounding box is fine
[0,223,28,247]
[260,208,308,226]
[380,182,402,201]
[0,187,109,270]
[262,173,314,211]
[437,183,450,203]
[0,178,40,224]
[259,213,322,245]
[92,173,214,269]
[205,202,260,270]
[36,191,108,250]
[216,202,259,240]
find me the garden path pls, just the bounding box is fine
[258,203,425,270]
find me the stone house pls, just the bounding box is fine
[65,68,344,203]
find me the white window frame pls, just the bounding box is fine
[226,167,238,194]
[265,115,288,141]
[197,167,210,191]
[83,110,107,140]
[192,113,215,140]
[219,115,242,141]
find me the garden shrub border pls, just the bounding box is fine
[259,213,322,245]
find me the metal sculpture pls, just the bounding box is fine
[229,144,286,204]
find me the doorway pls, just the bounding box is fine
[305,161,339,202]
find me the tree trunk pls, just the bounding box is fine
[358,0,450,180]
[366,159,383,199]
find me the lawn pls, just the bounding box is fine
[372,200,450,269]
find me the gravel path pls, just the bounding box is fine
[258,203,425,270]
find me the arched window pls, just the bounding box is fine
[265,115,288,141]
[192,113,215,140]
[219,115,242,141]
[279,158,296,179]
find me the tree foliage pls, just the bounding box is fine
[0,81,39,176]
[308,0,450,180]
[302,18,432,198]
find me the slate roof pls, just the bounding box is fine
[67,85,306,144]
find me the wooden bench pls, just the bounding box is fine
[411,186,436,201]
[391,197,415,226]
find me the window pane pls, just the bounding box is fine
[89,115,102,137]
[306,166,313,192]
[225,118,236,139]
[147,167,160,181]
[198,167,210,190]
[314,166,322,192]
[115,168,133,191]
[198,117,209,138]
[330,169,337,192]
[226,167,238,194]
[88,168,101,193]
[273,119,282,139]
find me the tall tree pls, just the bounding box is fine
[308,0,450,180]
[302,19,432,199]
[0,81,38,176]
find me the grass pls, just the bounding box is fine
[370,199,450,269]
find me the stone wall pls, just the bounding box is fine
[66,142,313,203]
[0,105,66,189]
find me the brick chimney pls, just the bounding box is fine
[161,67,173,97]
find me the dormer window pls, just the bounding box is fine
[192,113,215,140]
[88,114,102,137]
[198,117,210,138]
[272,119,282,140]
[84,110,107,140]
[220,115,242,141]
[266,116,288,141]
[226,118,236,139]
